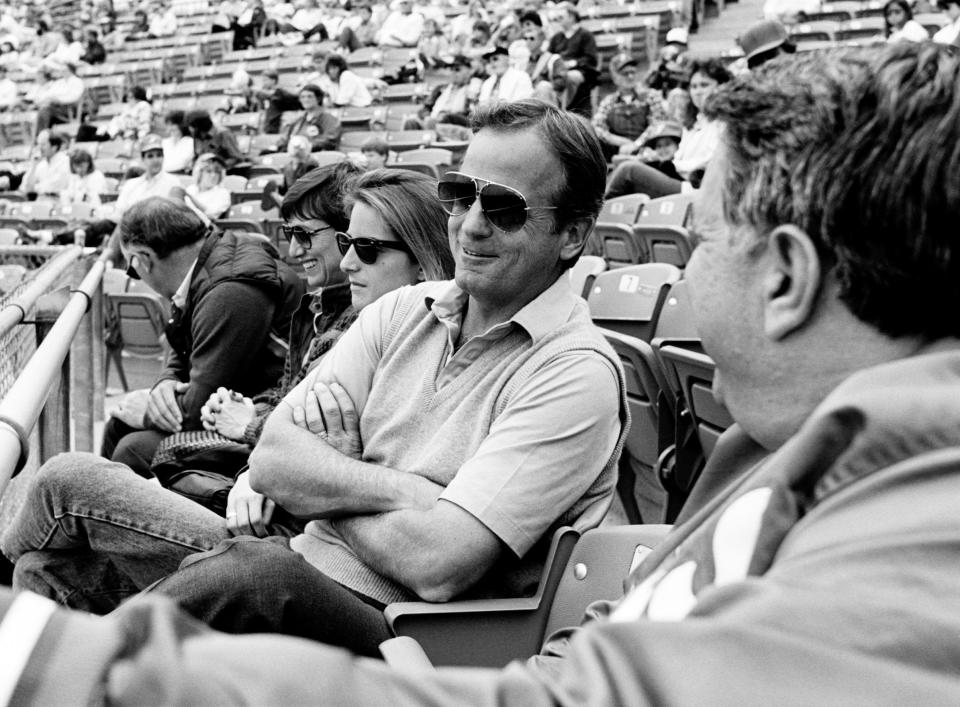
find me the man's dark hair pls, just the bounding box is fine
[165,109,187,132]
[46,131,66,151]
[706,44,960,340]
[120,197,208,259]
[185,110,214,136]
[518,11,542,27]
[299,84,325,102]
[688,58,733,86]
[280,161,363,231]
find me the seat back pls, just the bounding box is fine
[590,222,645,267]
[543,524,671,639]
[633,225,695,267]
[636,192,693,227]
[568,255,606,298]
[588,263,681,342]
[602,329,671,523]
[106,292,169,356]
[0,264,27,294]
[598,193,649,225]
[657,346,733,460]
[385,526,581,668]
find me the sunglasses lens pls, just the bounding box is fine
[335,233,350,256]
[125,263,140,280]
[479,184,528,232]
[336,234,379,264]
[437,177,475,216]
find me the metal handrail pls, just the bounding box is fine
[0,247,85,340]
[0,253,107,498]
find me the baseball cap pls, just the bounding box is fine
[140,134,164,154]
[483,46,509,60]
[665,27,689,47]
[610,54,639,74]
[643,121,684,148]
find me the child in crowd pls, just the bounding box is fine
[639,121,683,180]
[360,136,389,170]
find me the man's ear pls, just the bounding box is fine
[559,215,596,262]
[762,224,822,341]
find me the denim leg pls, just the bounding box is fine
[149,536,392,657]
[605,161,682,199]
[1,452,229,613]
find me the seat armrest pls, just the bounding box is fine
[379,636,436,672]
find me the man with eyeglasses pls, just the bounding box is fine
[96,195,305,477]
[57,99,627,655]
[592,54,668,162]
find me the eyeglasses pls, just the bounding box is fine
[335,232,412,264]
[281,224,335,249]
[126,254,142,280]
[437,171,557,233]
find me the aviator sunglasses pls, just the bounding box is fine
[437,171,557,233]
[336,232,412,264]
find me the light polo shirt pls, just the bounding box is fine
[284,276,622,603]
[114,171,182,218]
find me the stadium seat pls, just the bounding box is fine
[598,193,650,225]
[602,329,672,523]
[104,292,169,392]
[312,151,348,167]
[588,223,645,266]
[0,229,20,246]
[587,263,681,342]
[381,524,671,668]
[657,346,733,461]
[55,204,97,222]
[260,153,294,170]
[394,147,453,168]
[0,264,26,294]
[567,255,606,298]
[221,175,249,193]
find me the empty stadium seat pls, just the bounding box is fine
[598,194,650,225]
[587,263,681,342]
[567,255,606,298]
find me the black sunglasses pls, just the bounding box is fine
[281,224,335,249]
[335,232,411,264]
[437,171,557,233]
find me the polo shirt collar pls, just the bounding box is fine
[424,274,579,343]
[171,258,198,309]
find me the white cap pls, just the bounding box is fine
[665,27,689,46]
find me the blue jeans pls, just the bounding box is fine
[148,536,392,657]
[1,452,229,613]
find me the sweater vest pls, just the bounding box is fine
[294,286,630,604]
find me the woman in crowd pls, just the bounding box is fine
[60,148,107,208]
[277,84,341,152]
[882,0,929,42]
[185,155,232,220]
[199,167,455,502]
[418,17,450,68]
[162,110,195,174]
[106,86,153,145]
[320,54,372,108]
[605,58,732,199]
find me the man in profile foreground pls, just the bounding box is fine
[3,44,960,704]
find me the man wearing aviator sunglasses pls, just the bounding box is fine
[135,100,628,650]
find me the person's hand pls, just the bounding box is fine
[225,470,275,537]
[292,381,362,459]
[145,379,188,433]
[202,387,256,441]
[618,142,636,155]
[107,388,151,428]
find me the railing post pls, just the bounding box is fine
[36,287,71,463]
[69,255,103,452]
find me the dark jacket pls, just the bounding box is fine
[194,128,245,169]
[160,228,305,429]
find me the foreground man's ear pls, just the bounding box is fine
[762,224,822,341]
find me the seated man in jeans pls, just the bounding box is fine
[2,101,627,658]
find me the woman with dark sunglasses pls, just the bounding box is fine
[199,167,453,535]
[337,168,455,311]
